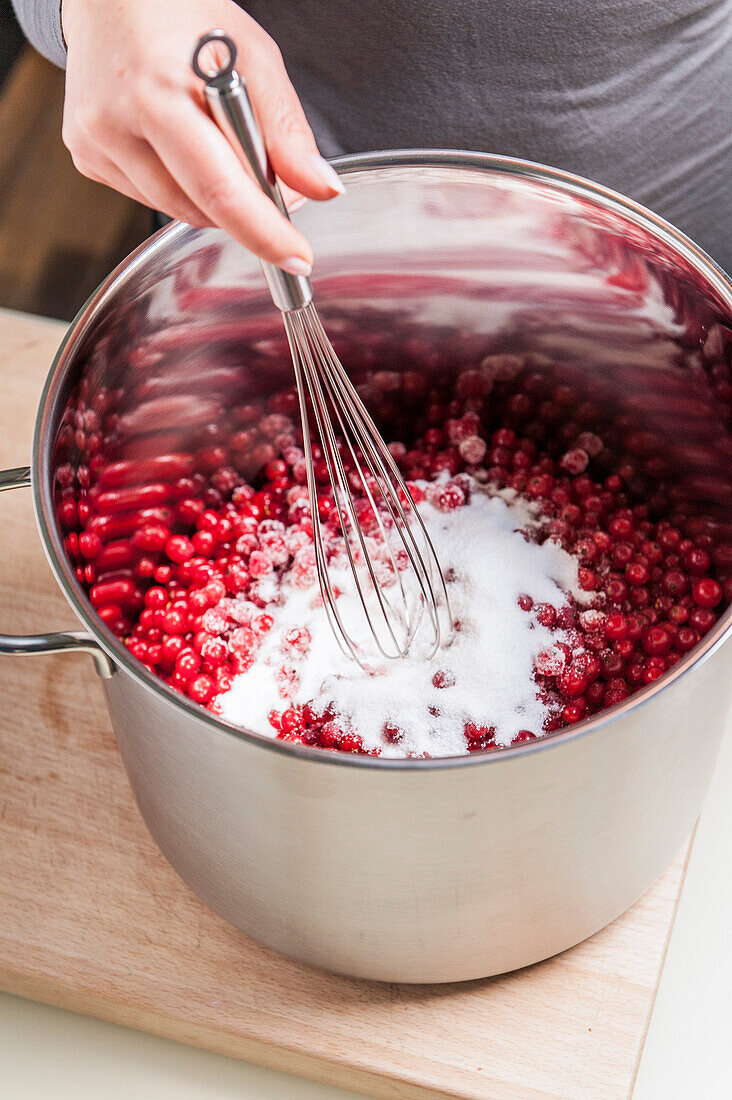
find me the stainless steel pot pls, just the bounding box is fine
[2,152,731,983]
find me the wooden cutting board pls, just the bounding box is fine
[0,308,692,1100]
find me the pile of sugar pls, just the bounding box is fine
[218,484,588,757]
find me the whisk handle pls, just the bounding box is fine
[192,30,313,312]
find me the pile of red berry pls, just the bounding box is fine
[53,335,730,756]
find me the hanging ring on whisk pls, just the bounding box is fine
[191,29,237,83]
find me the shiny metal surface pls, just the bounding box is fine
[0,467,113,678]
[193,31,313,312]
[104,634,729,981]
[12,152,732,980]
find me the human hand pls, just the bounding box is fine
[61,0,344,274]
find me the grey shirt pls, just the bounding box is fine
[13,0,732,272]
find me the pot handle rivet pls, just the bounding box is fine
[0,467,115,679]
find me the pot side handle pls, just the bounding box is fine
[0,467,114,678]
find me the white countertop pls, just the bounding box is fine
[0,715,729,1099]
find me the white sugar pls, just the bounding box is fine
[218,485,585,756]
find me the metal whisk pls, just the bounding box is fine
[193,31,453,663]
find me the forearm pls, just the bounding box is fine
[11,0,67,67]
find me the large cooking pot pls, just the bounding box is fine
[2,152,731,983]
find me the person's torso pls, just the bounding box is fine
[241,0,732,271]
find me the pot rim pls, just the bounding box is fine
[32,148,732,771]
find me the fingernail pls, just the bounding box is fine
[309,154,345,195]
[280,256,312,276]
[287,196,307,213]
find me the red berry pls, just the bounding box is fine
[131,523,170,553]
[577,567,598,591]
[188,674,214,704]
[280,708,303,735]
[609,516,634,539]
[658,527,681,551]
[144,586,167,610]
[605,577,629,603]
[383,722,403,744]
[610,637,633,661]
[536,603,557,628]
[283,626,311,653]
[192,529,216,556]
[433,483,465,512]
[662,569,689,597]
[320,721,342,748]
[535,647,567,677]
[692,578,722,609]
[575,651,601,681]
[625,561,649,586]
[174,648,200,680]
[559,448,589,475]
[340,732,364,753]
[689,606,716,633]
[604,612,628,640]
[562,699,587,723]
[512,729,536,743]
[165,535,194,563]
[89,578,138,608]
[603,678,629,706]
[557,666,588,698]
[162,607,187,634]
[676,627,700,652]
[249,551,273,577]
[197,509,219,533]
[669,604,689,625]
[684,548,711,574]
[253,613,274,634]
[611,542,634,567]
[641,625,672,656]
[586,680,605,705]
[78,531,101,559]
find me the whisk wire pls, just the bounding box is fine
[305,308,453,648]
[309,325,434,652]
[285,324,361,662]
[301,312,417,626]
[284,303,454,664]
[287,309,419,660]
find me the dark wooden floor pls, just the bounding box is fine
[0,47,151,320]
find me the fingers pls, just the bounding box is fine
[140,103,314,270]
[59,4,330,267]
[239,39,344,202]
[66,149,149,207]
[104,135,217,227]
[64,123,216,228]
[65,118,303,230]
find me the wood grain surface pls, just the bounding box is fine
[0,309,692,1100]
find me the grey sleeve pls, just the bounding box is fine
[11,0,67,67]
